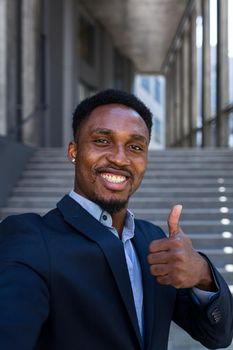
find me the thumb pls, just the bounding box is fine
[167,204,183,237]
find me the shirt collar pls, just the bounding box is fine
[69,190,135,236]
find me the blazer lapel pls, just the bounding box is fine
[133,221,155,350]
[57,195,143,348]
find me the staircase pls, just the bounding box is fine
[1,147,233,349]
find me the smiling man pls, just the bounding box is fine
[0,89,233,350]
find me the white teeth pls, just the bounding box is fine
[101,173,126,184]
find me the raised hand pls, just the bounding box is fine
[147,205,215,290]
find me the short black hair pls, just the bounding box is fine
[72,89,153,139]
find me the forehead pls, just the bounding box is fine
[82,103,149,137]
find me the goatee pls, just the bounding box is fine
[93,197,128,214]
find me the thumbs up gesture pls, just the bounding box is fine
[147,205,215,290]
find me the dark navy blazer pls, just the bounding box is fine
[0,195,232,350]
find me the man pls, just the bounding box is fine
[0,89,232,350]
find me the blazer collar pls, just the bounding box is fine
[133,221,155,350]
[57,195,143,348]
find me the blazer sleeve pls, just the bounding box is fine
[0,214,50,350]
[172,255,233,349]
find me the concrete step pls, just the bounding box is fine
[16,177,233,187]
[29,156,233,164]
[188,233,233,249]
[155,223,233,234]
[199,249,233,266]
[25,161,233,170]
[130,198,232,209]
[129,206,233,221]
[3,196,233,209]
[8,189,233,202]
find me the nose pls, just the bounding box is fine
[106,145,130,167]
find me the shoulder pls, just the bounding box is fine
[0,213,49,269]
[0,213,45,242]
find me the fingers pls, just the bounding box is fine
[167,204,183,237]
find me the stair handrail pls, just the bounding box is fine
[8,104,48,141]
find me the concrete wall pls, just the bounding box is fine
[0,136,34,208]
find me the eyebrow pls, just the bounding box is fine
[91,128,148,144]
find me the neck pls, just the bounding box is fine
[111,209,127,238]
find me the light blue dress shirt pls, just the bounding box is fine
[69,190,217,337]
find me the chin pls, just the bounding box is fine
[92,195,128,214]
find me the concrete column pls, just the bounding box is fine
[0,0,7,135]
[174,50,181,146]
[201,0,211,147]
[216,0,229,146]
[21,0,42,146]
[46,0,64,146]
[62,0,77,146]
[165,68,172,147]
[188,7,197,147]
[6,0,21,140]
[180,30,189,146]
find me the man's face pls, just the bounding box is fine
[68,103,149,213]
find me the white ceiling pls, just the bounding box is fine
[80,0,189,73]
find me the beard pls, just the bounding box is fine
[91,194,128,214]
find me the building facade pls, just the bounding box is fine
[0,0,135,148]
[164,0,233,148]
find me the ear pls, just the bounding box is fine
[67,141,77,164]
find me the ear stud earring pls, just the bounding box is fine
[71,158,76,164]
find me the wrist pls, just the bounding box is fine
[195,257,217,291]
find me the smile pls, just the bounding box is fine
[101,173,127,184]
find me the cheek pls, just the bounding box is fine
[134,159,147,177]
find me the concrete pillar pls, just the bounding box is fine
[174,50,181,146]
[62,0,77,146]
[216,0,229,146]
[201,0,211,147]
[21,0,42,146]
[180,30,189,146]
[5,0,21,140]
[46,0,64,146]
[188,7,197,147]
[0,0,7,135]
[165,68,172,147]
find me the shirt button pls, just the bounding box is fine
[102,214,108,221]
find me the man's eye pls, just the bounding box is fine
[94,138,109,144]
[129,144,143,152]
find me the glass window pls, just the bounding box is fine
[154,79,161,103]
[141,77,150,92]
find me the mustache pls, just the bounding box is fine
[93,165,133,179]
